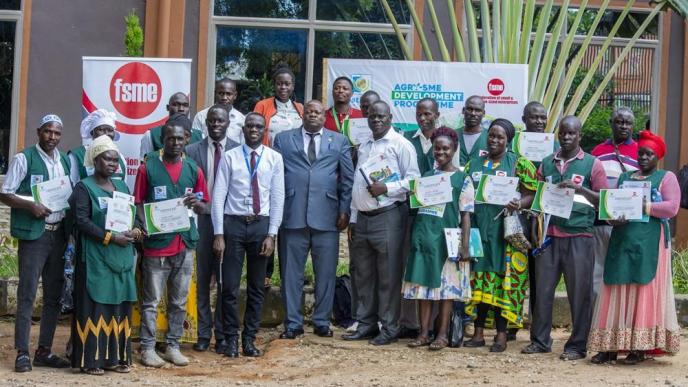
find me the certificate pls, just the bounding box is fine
[105,197,135,233]
[531,182,574,219]
[599,188,644,221]
[31,175,72,211]
[358,153,401,206]
[444,228,484,259]
[620,180,651,223]
[409,173,453,208]
[144,198,190,235]
[474,175,519,205]
[512,132,555,162]
[347,118,372,145]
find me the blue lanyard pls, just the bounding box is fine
[242,146,263,179]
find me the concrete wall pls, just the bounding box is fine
[23,0,146,153]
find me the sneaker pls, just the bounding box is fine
[346,321,359,333]
[33,351,70,368]
[141,349,165,368]
[15,352,32,372]
[162,347,189,366]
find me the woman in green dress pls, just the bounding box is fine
[402,127,474,351]
[69,135,141,374]
[463,118,537,352]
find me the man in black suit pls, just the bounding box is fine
[185,104,240,353]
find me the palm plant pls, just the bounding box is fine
[381,0,686,132]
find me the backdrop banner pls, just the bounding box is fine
[325,59,528,132]
[82,57,192,188]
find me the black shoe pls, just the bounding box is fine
[223,338,240,358]
[33,351,70,368]
[368,334,398,346]
[342,329,378,341]
[242,340,262,357]
[591,351,617,364]
[623,351,645,365]
[489,342,507,352]
[463,339,486,348]
[313,326,333,338]
[279,328,305,340]
[193,338,210,352]
[215,339,228,354]
[560,351,586,361]
[15,352,31,373]
[397,326,420,339]
[521,343,551,354]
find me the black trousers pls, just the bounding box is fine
[196,215,224,341]
[220,215,269,341]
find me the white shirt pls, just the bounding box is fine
[211,144,285,235]
[139,131,155,160]
[193,106,245,145]
[269,99,303,144]
[302,128,323,158]
[2,144,69,223]
[351,129,420,223]
[205,137,228,193]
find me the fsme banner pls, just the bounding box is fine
[325,59,528,132]
[82,57,192,188]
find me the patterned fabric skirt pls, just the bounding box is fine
[466,244,529,327]
[131,249,199,343]
[402,260,471,301]
[588,230,681,354]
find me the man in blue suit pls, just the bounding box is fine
[273,100,354,339]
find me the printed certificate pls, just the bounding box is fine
[347,118,373,145]
[531,182,574,219]
[620,180,651,223]
[144,198,190,235]
[31,175,72,211]
[512,132,555,162]
[474,175,519,205]
[105,197,135,233]
[599,188,644,221]
[409,173,453,208]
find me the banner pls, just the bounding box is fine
[325,59,528,132]
[82,57,192,188]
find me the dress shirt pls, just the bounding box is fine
[139,130,155,159]
[1,144,69,223]
[350,129,420,223]
[269,99,303,144]
[211,144,285,235]
[192,106,245,144]
[302,128,323,158]
[206,137,228,193]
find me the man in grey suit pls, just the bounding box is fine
[273,100,354,339]
[185,104,240,353]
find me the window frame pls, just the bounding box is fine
[0,6,21,161]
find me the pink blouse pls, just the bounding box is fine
[647,171,681,219]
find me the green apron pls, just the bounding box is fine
[69,144,127,181]
[80,176,137,305]
[403,131,435,175]
[604,169,667,285]
[456,126,488,166]
[466,152,517,273]
[404,170,467,288]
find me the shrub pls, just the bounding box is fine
[673,249,688,294]
[124,10,144,57]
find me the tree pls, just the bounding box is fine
[124,10,143,57]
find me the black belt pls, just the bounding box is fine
[359,201,405,217]
[228,215,266,224]
[44,222,60,231]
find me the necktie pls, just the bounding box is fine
[251,151,260,215]
[307,132,319,164]
[213,141,222,177]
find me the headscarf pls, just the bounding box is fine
[39,114,63,128]
[490,118,516,144]
[84,134,119,169]
[80,109,118,140]
[638,130,666,160]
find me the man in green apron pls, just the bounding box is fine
[0,114,71,372]
[139,92,195,158]
[69,109,126,183]
[456,95,489,165]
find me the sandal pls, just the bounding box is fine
[81,367,104,375]
[429,337,448,351]
[104,364,132,373]
[623,351,646,365]
[407,336,432,348]
[591,352,617,365]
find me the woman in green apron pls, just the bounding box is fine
[463,119,537,352]
[69,135,141,374]
[589,130,681,364]
[402,127,475,351]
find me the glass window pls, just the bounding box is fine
[214,0,308,19]
[0,0,19,10]
[569,9,659,40]
[0,20,15,173]
[312,31,404,100]
[316,0,411,24]
[215,26,307,113]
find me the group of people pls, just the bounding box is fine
[2,65,681,376]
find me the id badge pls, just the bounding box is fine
[154,186,167,200]
[471,171,483,183]
[571,174,585,186]
[98,197,109,209]
[185,187,193,195]
[30,175,43,187]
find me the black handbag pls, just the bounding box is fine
[447,305,464,348]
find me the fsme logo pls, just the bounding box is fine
[487,78,505,96]
[109,62,162,119]
[351,74,372,93]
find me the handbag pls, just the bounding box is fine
[503,209,532,254]
[447,303,464,348]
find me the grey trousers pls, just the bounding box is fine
[592,225,612,299]
[140,250,193,350]
[350,203,408,337]
[196,215,224,341]
[531,236,594,355]
[15,227,66,352]
[279,227,339,330]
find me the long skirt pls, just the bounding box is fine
[131,249,199,343]
[588,230,681,354]
[71,255,132,369]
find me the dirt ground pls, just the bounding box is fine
[0,319,686,386]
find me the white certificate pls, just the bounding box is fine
[31,175,72,211]
[144,198,190,235]
[512,132,555,162]
[347,118,372,145]
[475,175,519,205]
[105,197,135,233]
[410,173,453,208]
[531,182,574,219]
[599,188,644,221]
[444,228,461,259]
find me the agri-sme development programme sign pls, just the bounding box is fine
[325,59,528,132]
[82,57,192,188]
